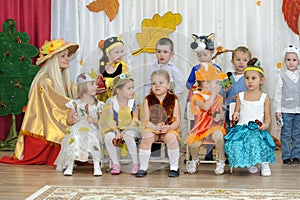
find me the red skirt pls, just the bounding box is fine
[0,135,61,166]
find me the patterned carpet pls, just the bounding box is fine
[26,186,300,200]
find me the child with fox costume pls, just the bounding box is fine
[186,63,227,175]
[186,63,227,144]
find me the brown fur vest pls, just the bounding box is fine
[145,92,177,125]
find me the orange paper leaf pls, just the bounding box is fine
[276,62,282,69]
[132,11,182,56]
[216,46,223,53]
[256,0,261,6]
[86,0,120,22]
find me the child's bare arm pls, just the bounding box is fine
[275,112,282,121]
[66,109,79,126]
[132,106,139,120]
[232,95,241,122]
[260,95,271,130]
[129,107,140,127]
[196,93,218,111]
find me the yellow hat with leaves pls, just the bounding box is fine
[36,38,79,66]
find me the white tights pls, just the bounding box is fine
[104,130,139,165]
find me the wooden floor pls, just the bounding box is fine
[0,150,300,199]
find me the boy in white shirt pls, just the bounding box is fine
[146,38,185,97]
[274,45,300,165]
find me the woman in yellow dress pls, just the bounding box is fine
[0,38,79,165]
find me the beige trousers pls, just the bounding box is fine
[189,130,225,161]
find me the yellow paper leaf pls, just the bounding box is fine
[79,127,89,132]
[88,69,97,79]
[132,11,182,56]
[69,138,75,144]
[86,0,120,22]
[256,0,261,6]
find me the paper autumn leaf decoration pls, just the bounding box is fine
[276,62,282,69]
[88,69,98,79]
[86,0,119,22]
[282,0,300,35]
[276,62,283,73]
[132,11,182,56]
[256,0,261,6]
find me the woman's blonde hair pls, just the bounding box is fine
[29,53,74,98]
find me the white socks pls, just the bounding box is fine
[139,148,179,171]
[139,149,151,171]
[168,148,179,171]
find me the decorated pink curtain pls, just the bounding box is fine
[0,0,51,140]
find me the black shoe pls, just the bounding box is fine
[204,156,214,161]
[283,158,292,164]
[135,170,147,177]
[168,170,180,177]
[225,159,229,165]
[292,158,299,164]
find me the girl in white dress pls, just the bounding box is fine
[224,58,276,176]
[55,70,105,176]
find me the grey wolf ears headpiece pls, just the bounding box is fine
[190,33,215,52]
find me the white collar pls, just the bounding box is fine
[112,96,135,112]
[155,60,173,67]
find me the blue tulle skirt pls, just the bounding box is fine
[224,121,276,168]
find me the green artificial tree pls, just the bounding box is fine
[0,19,39,150]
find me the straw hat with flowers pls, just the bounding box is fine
[36,38,79,66]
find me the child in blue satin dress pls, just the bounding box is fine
[224,58,276,176]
